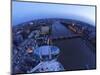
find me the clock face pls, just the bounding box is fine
[12,1,96,75]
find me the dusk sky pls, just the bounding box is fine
[12,1,95,26]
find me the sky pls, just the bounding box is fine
[12,1,96,26]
